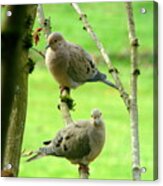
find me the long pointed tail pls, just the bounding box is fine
[26,152,45,162]
[101,79,118,89]
[88,71,118,89]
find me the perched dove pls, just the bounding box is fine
[26,109,105,169]
[45,32,117,90]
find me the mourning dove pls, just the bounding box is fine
[45,32,117,90]
[26,109,105,169]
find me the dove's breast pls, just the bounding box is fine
[85,126,105,163]
[68,124,105,165]
[45,48,78,88]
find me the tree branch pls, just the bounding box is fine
[71,3,130,179]
[36,4,85,177]
[36,4,73,126]
[37,4,51,39]
[59,89,74,125]
[32,47,45,58]
[36,5,88,178]
[126,2,141,180]
[71,3,130,110]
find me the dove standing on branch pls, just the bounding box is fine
[26,109,105,174]
[45,32,118,91]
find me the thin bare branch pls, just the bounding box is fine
[59,89,74,125]
[36,5,82,177]
[126,2,141,180]
[36,4,73,126]
[71,3,130,110]
[32,47,45,58]
[37,4,51,39]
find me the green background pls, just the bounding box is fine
[10,1,155,180]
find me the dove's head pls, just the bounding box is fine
[91,109,103,126]
[46,32,65,51]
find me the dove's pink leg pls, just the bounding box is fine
[79,164,89,176]
[59,86,70,94]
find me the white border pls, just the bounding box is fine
[1,0,162,186]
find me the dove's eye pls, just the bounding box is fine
[54,39,57,43]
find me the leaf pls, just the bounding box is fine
[33,27,43,46]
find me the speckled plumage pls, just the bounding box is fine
[45,32,117,89]
[26,109,105,166]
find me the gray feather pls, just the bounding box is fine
[26,152,45,162]
[100,79,118,89]
[87,71,118,89]
[45,32,118,90]
[26,109,105,166]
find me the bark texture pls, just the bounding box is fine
[1,5,37,176]
[126,2,141,180]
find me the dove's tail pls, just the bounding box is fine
[88,71,118,89]
[101,79,118,89]
[26,153,45,162]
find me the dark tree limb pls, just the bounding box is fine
[1,5,37,176]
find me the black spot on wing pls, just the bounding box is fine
[88,59,95,68]
[55,136,63,148]
[56,143,60,147]
[64,145,68,151]
[58,137,63,143]
[65,135,72,140]
[43,140,52,145]
[87,67,90,73]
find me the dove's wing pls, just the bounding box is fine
[52,123,91,160]
[67,43,98,83]
[27,122,92,162]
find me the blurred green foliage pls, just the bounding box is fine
[19,62,154,180]
[2,1,155,180]
[31,1,153,59]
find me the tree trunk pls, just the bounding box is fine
[1,5,37,177]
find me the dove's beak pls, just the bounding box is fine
[93,117,101,126]
[45,44,50,49]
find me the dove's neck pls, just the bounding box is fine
[91,118,104,128]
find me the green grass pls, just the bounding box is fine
[33,2,154,58]
[1,1,155,180]
[19,60,154,180]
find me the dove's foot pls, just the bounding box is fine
[58,86,75,110]
[59,86,70,95]
[79,164,90,176]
